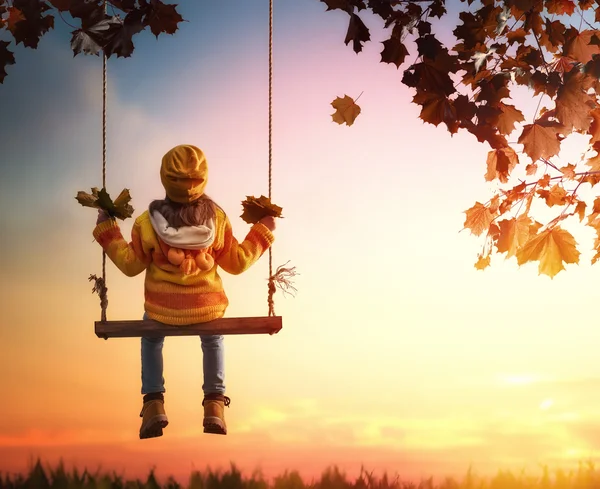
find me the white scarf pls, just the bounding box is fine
[149,210,215,250]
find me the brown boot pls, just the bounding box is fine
[203,393,230,435]
[139,394,168,439]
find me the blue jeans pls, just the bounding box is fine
[140,313,225,396]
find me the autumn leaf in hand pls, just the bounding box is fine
[75,187,134,220]
[516,226,580,278]
[240,195,283,224]
[331,94,361,126]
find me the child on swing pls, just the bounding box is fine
[93,144,276,439]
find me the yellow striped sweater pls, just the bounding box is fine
[92,207,274,325]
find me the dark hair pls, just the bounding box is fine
[149,194,222,229]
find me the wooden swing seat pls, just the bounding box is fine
[95,315,282,339]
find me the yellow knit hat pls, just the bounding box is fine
[160,144,208,204]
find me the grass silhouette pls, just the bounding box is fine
[1,459,600,489]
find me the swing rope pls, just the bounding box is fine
[91,0,109,323]
[267,0,275,317]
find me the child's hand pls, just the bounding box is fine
[259,216,276,232]
[96,209,111,225]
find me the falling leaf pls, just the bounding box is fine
[240,195,283,224]
[331,94,361,126]
[463,202,494,236]
[516,226,580,278]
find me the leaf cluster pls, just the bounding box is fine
[323,0,600,277]
[75,186,134,220]
[0,0,184,82]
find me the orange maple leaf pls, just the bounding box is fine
[496,214,540,258]
[538,174,552,187]
[331,95,361,126]
[463,202,494,236]
[496,103,525,135]
[516,226,580,278]
[518,123,561,162]
[560,163,577,179]
[538,184,568,206]
[474,254,490,270]
[525,163,538,175]
[485,147,519,183]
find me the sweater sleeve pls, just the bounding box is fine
[215,216,275,275]
[92,217,151,277]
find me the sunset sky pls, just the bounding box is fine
[2,0,600,485]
